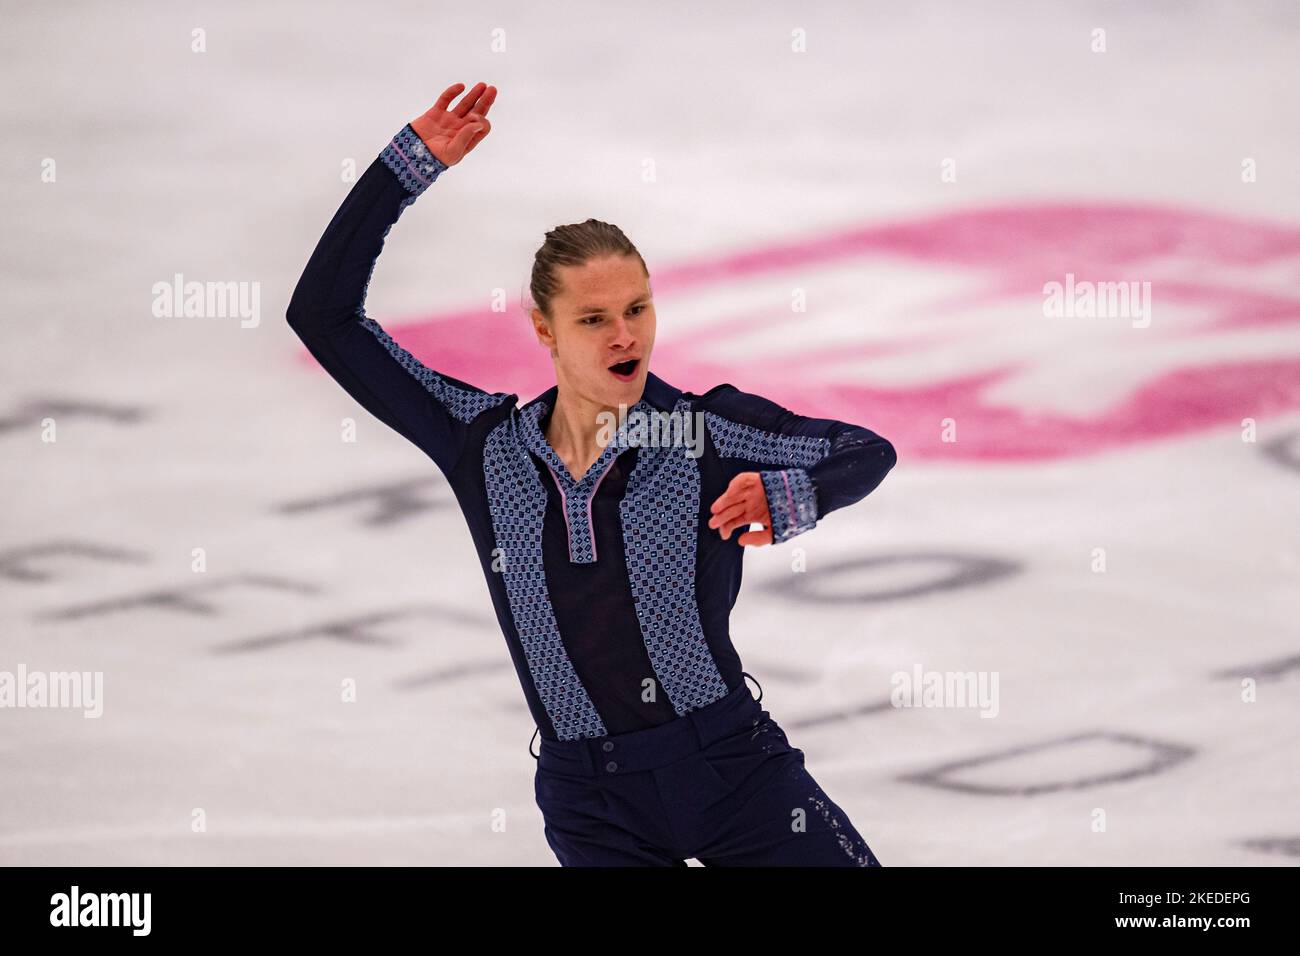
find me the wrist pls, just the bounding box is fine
[759,468,818,543]
[380,124,448,198]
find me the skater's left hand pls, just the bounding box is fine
[708,472,773,547]
[410,82,496,168]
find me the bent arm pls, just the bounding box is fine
[285,125,509,474]
[703,384,896,543]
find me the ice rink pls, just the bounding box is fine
[2,1,1298,865]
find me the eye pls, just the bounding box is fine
[628,305,646,317]
[580,315,602,325]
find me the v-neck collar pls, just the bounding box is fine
[519,371,684,489]
[520,396,647,487]
[517,372,687,564]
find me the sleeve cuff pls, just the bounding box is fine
[380,124,448,198]
[759,468,819,544]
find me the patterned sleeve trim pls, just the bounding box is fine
[760,468,819,544]
[359,316,513,424]
[704,412,830,468]
[380,124,448,197]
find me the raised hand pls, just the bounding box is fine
[707,472,774,547]
[411,82,497,167]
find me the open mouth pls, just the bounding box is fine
[608,358,640,380]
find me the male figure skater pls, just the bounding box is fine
[287,82,897,865]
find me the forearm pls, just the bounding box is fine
[703,384,896,544]
[806,422,896,514]
[286,125,447,337]
[754,424,893,542]
[282,122,500,472]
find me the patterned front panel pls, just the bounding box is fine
[360,316,512,424]
[620,398,731,715]
[483,417,607,740]
[704,411,831,468]
[519,399,653,564]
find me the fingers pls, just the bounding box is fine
[724,518,763,542]
[709,473,761,518]
[424,82,493,123]
[713,507,769,544]
[448,121,482,156]
[708,472,773,544]
[465,114,492,152]
[708,496,763,539]
[708,479,750,516]
[707,501,750,539]
[431,83,466,113]
[452,81,489,117]
[708,488,739,515]
[707,501,747,525]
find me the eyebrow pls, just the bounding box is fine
[576,296,649,314]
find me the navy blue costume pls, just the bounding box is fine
[287,125,897,865]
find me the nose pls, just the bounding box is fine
[607,317,636,350]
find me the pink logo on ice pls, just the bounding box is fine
[296,203,1300,461]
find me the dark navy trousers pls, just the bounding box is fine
[532,682,882,867]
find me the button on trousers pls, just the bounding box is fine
[533,682,882,866]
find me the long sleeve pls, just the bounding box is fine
[701,383,896,543]
[286,124,511,475]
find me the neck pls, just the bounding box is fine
[545,379,643,476]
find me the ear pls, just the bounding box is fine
[531,308,556,351]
